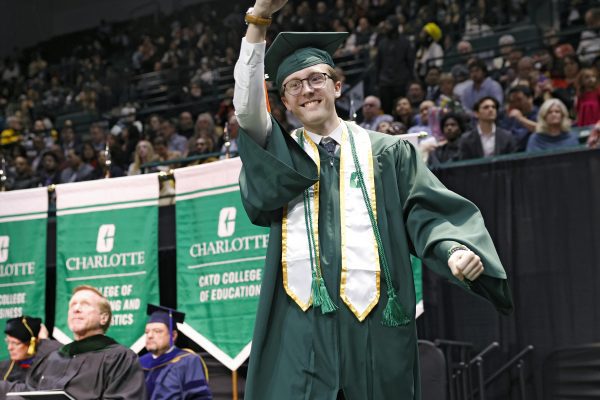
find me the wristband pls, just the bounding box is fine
[448,245,469,258]
[245,8,272,26]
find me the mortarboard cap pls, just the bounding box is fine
[146,304,185,326]
[265,32,349,90]
[5,316,42,356]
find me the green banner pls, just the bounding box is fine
[54,176,159,350]
[175,160,269,370]
[0,188,48,359]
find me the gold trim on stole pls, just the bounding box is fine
[281,129,320,311]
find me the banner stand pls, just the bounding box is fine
[232,370,238,400]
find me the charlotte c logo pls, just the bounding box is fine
[218,207,237,238]
[0,236,9,263]
[96,224,116,253]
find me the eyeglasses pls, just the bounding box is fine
[283,72,333,96]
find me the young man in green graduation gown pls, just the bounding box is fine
[233,1,513,399]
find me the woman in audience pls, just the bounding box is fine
[575,68,600,126]
[526,98,580,152]
[128,140,158,175]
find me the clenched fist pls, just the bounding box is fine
[448,249,484,281]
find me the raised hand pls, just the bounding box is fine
[252,0,289,17]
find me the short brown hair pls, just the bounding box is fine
[72,285,112,332]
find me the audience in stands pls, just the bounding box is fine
[458,59,504,114]
[5,156,38,190]
[526,98,580,152]
[179,111,196,138]
[37,151,62,186]
[577,8,600,64]
[128,140,157,175]
[575,68,600,126]
[587,121,600,148]
[374,15,414,114]
[424,66,442,101]
[392,97,416,129]
[160,119,188,157]
[93,148,124,179]
[0,0,598,192]
[415,22,444,80]
[458,96,516,159]
[359,95,392,131]
[428,112,466,167]
[153,136,182,171]
[189,136,218,165]
[502,86,539,151]
[408,100,435,135]
[60,148,95,183]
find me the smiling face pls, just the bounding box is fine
[280,64,342,135]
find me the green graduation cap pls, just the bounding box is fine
[265,32,349,90]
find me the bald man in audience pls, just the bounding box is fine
[359,95,392,131]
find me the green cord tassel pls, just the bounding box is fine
[382,290,411,327]
[311,277,323,307]
[317,279,338,314]
[311,278,338,314]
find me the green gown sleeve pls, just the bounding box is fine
[238,116,318,226]
[393,139,513,315]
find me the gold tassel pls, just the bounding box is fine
[27,337,36,356]
[21,317,37,356]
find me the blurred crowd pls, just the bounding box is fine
[0,0,599,191]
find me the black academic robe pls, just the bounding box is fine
[0,335,146,399]
[238,117,513,400]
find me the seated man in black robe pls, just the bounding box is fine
[0,316,60,383]
[0,285,147,399]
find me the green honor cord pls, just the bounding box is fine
[347,124,410,327]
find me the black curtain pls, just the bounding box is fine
[417,148,600,398]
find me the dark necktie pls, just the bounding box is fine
[320,137,337,156]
